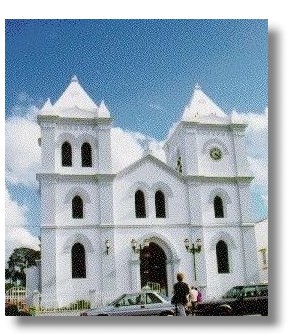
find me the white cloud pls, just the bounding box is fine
[111,127,144,173]
[148,139,166,162]
[5,188,40,262]
[235,108,268,211]
[5,114,41,187]
[111,128,167,173]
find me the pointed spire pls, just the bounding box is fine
[41,98,53,113]
[230,108,245,124]
[53,77,98,111]
[182,84,226,121]
[98,100,111,118]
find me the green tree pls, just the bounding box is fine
[6,247,41,287]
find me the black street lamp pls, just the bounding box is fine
[184,238,202,281]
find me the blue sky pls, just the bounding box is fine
[6,19,267,138]
[5,19,268,256]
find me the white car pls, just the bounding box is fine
[80,290,175,316]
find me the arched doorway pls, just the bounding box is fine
[140,242,168,295]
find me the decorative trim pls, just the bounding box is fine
[152,182,173,197]
[184,175,254,183]
[64,187,91,204]
[209,231,237,251]
[116,154,185,182]
[127,181,150,198]
[62,233,94,253]
[37,173,116,182]
[41,222,250,230]
[208,188,232,204]
[37,114,113,126]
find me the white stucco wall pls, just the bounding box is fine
[255,219,268,283]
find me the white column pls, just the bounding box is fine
[129,257,141,292]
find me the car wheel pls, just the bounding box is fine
[217,307,232,316]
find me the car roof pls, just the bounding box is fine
[123,290,157,295]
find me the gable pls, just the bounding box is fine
[115,154,184,183]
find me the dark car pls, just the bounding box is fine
[80,290,175,316]
[196,284,268,316]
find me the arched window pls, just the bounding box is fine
[214,196,224,218]
[71,243,86,278]
[81,142,92,167]
[62,141,72,167]
[216,240,230,273]
[135,190,146,218]
[72,196,83,219]
[155,190,166,218]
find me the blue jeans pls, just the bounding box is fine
[175,303,186,316]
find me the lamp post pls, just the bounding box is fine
[131,239,150,253]
[184,238,202,281]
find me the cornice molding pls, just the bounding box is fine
[164,121,247,148]
[37,114,113,126]
[184,175,254,183]
[40,222,253,230]
[36,173,116,182]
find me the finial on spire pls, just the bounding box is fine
[71,75,78,83]
[98,100,111,118]
[41,98,53,112]
[195,83,201,90]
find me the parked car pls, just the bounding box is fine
[196,284,268,316]
[80,290,175,316]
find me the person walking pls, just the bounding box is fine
[188,286,198,315]
[171,272,190,316]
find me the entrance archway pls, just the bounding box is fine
[140,242,168,295]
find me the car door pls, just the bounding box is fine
[236,286,258,315]
[142,292,167,315]
[255,285,268,315]
[129,293,149,316]
[112,294,143,316]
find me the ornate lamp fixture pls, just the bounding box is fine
[184,238,202,281]
[131,239,150,253]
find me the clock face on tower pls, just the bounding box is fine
[210,147,222,161]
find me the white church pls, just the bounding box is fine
[31,76,260,307]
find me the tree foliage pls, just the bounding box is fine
[6,247,41,287]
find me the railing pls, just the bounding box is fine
[5,287,28,311]
[5,287,91,315]
[34,299,91,314]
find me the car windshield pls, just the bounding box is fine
[222,286,244,298]
[108,294,126,306]
[108,292,169,306]
[157,293,170,302]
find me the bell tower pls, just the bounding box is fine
[36,76,115,306]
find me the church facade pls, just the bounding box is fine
[36,77,259,307]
